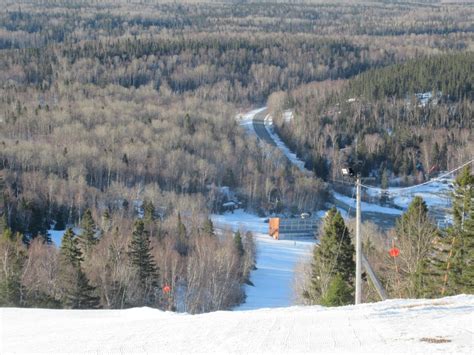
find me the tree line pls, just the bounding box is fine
[0,186,257,313]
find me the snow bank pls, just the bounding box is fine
[2,295,472,354]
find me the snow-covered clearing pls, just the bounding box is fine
[2,295,472,354]
[211,209,314,310]
[366,180,453,210]
[333,191,403,215]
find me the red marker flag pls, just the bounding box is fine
[389,247,400,257]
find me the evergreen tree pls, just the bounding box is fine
[234,230,244,257]
[176,212,188,255]
[305,208,354,305]
[320,274,353,307]
[394,196,438,298]
[59,228,99,309]
[440,167,474,295]
[0,228,26,306]
[0,172,7,234]
[128,220,159,306]
[381,168,389,190]
[143,200,156,238]
[202,218,215,237]
[54,207,66,231]
[28,203,49,242]
[78,209,98,255]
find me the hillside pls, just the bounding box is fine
[1,295,472,354]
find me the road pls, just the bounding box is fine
[252,108,276,146]
[249,107,402,229]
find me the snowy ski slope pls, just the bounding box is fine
[1,295,472,354]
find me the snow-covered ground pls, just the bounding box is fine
[333,191,403,215]
[211,209,314,310]
[365,180,453,210]
[48,229,65,246]
[2,295,472,354]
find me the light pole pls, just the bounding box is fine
[355,174,362,304]
[341,167,362,305]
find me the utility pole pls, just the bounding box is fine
[355,174,362,304]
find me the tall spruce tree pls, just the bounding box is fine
[441,167,474,295]
[202,218,215,237]
[59,228,99,309]
[305,208,354,306]
[176,212,188,255]
[394,196,438,298]
[78,209,98,255]
[128,220,159,306]
[143,200,156,238]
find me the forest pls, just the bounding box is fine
[270,53,473,181]
[0,0,473,312]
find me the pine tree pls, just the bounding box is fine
[128,220,159,306]
[143,200,156,238]
[202,218,215,237]
[234,230,244,257]
[59,228,99,309]
[320,274,353,307]
[0,228,26,306]
[305,208,354,305]
[394,196,438,298]
[78,209,97,255]
[176,212,188,255]
[0,172,7,235]
[440,167,474,295]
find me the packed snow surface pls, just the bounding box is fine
[2,295,472,354]
[211,209,314,310]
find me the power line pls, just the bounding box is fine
[360,159,474,194]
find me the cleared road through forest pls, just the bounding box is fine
[250,108,400,229]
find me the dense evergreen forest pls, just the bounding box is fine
[271,53,473,181]
[0,0,473,311]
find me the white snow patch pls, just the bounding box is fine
[2,295,473,353]
[365,180,453,209]
[283,110,294,123]
[48,229,66,246]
